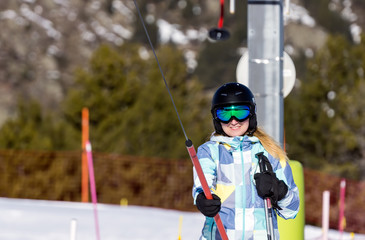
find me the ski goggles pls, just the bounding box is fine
[214,105,251,123]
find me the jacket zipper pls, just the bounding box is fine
[240,141,246,240]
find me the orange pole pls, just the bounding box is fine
[81,108,89,202]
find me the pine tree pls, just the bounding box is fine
[63,43,211,158]
[285,34,365,179]
[0,99,78,150]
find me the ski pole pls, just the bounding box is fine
[257,153,275,240]
[132,1,229,239]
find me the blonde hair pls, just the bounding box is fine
[253,127,289,161]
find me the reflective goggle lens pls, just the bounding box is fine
[216,105,250,123]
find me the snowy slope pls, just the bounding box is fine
[0,197,204,240]
[1,197,364,240]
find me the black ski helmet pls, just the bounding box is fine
[211,82,257,136]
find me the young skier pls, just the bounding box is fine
[193,82,300,240]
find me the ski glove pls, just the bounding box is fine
[196,192,221,217]
[254,171,288,209]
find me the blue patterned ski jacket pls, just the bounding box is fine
[193,135,300,240]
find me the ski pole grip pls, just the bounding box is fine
[256,152,266,173]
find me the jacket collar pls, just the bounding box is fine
[210,134,259,151]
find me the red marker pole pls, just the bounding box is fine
[186,139,228,240]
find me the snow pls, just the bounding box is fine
[284,3,316,27]
[112,0,135,21]
[156,19,208,45]
[19,4,61,40]
[1,197,365,240]
[350,23,362,44]
[0,197,204,240]
[0,10,17,20]
[157,19,189,45]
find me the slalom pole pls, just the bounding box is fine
[322,191,330,240]
[86,141,101,240]
[338,179,346,240]
[256,152,275,240]
[132,1,229,238]
[177,215,183,240]
[81,108,89,202]
[70,218,77,240]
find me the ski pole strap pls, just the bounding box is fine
[185,139,229,240]
[256,152,273,173]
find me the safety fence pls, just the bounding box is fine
[304,169,365,234]
[0,150,195,211]
[0,150,364,234]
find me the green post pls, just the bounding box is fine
[278,160,305,240]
